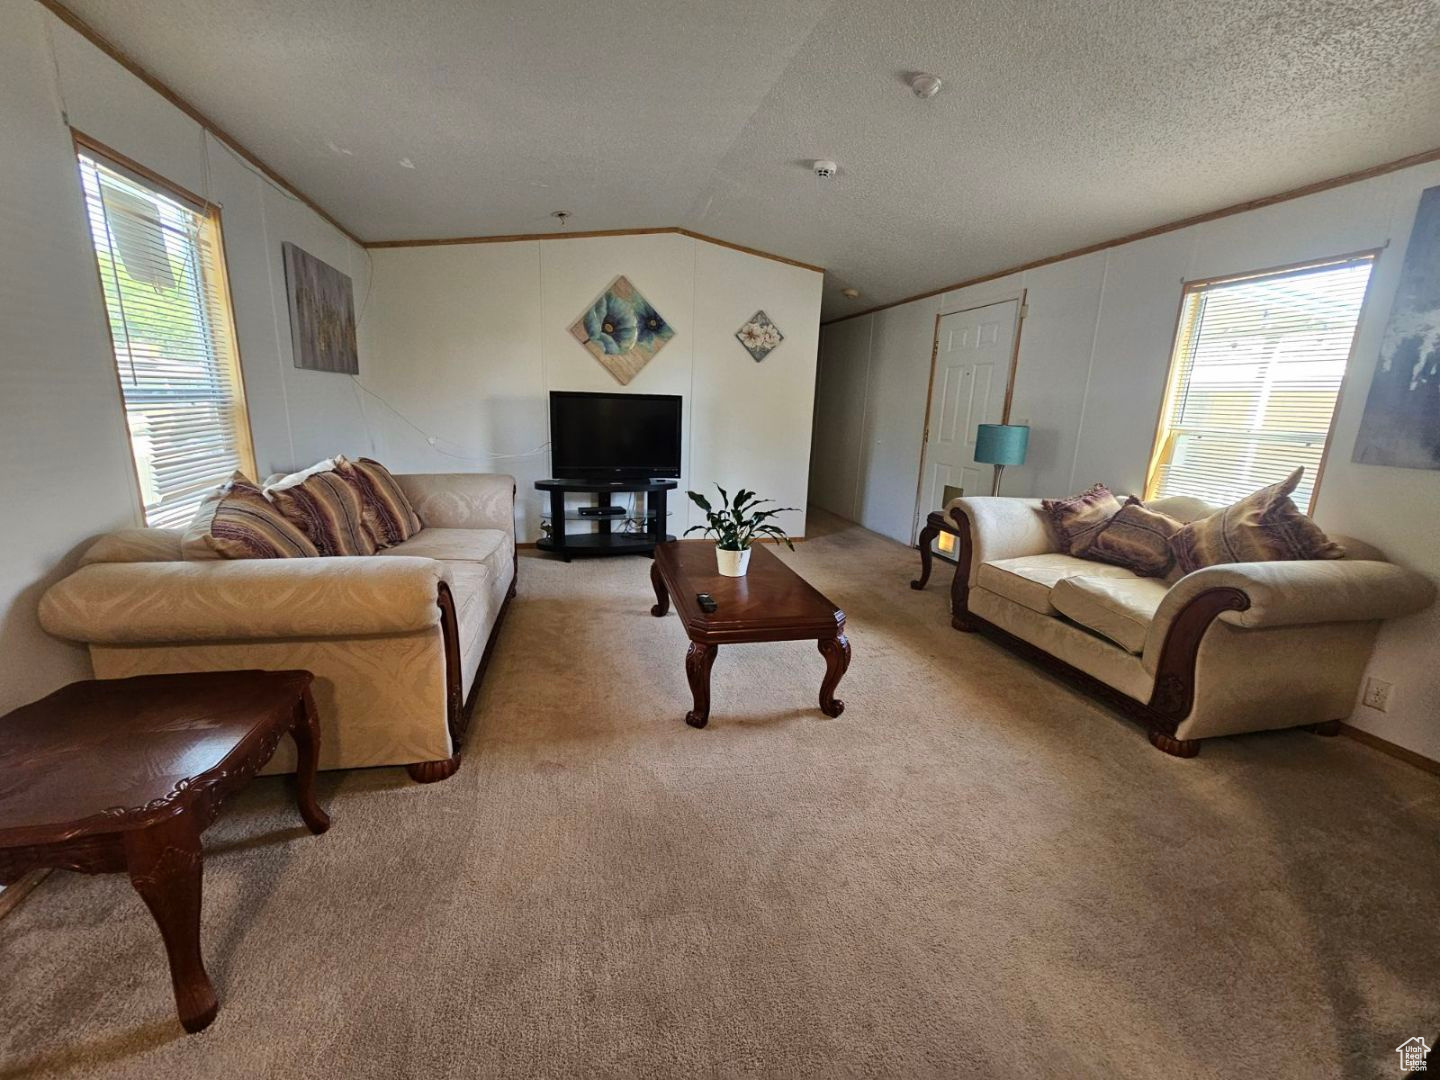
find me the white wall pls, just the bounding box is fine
[46,9,372,479]
[0,1,367,715]
[813,159,1440,761]
[0,1,140,714]
[358,235,823,541]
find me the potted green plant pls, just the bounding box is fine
[685,485,797,576]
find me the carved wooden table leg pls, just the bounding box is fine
[291,688,332,835]
[817,633,851,717]
[650,561,670,617]
[684,641,718,728]
[911,522,939,589]
[124,813,216,1034]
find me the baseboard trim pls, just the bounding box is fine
[1338,723,1440,777]
[0,869,51,922]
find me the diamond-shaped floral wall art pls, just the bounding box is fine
[735,310,783,362]
[568,275,674,385]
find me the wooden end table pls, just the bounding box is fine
[911,509,961,590]
[0,670,331,1033]
[649,542,850,728]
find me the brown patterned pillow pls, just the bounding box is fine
[1042,484,1124,554]
[1076,497,1183,577]
[1170,468,1344,573]
[340,456,422,548]
[266,459,376,557]
[182,473,319,560]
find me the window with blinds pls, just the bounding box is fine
[1145,255,1374,512]
[77,141,255,528]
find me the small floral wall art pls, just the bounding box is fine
[568,275,674,385]
[736,310,783,362]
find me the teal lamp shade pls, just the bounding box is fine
[974,424,1029,496]
[975,424,1029,466]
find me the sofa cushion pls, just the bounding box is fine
[976,554,1136,615]
[182,473,319,560]
[265,459,377,557]
[375,527,508,567]
[378,530,510,700]
[1051,575,1169,654]
[1170,467,1344,573]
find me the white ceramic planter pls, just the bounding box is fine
[715,545,752,577]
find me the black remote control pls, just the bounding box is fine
[696,592,718,613]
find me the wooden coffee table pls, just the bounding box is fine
[649,541,850,727]
[0,670,330,1033]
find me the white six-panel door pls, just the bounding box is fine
[915,300,1019,543]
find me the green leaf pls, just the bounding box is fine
[714,484,729,509]
[687,490,712,512]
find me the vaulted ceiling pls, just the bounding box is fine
[61,0,1440,317]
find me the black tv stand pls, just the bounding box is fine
[535,478,678,561]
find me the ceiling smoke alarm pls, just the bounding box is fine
[841,287,861,299]
[813,160,838,179]
[909,73,943,99]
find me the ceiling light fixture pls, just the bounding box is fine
[909,73,943,99]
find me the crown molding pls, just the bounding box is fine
[365,226,825,274]
[822,142,1440,326]
[37,0,365,248]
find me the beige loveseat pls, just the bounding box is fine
[945,495,1435,756]
[39,473,516,783]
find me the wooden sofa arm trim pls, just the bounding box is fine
[1145,587,1251,732]
[408,541,519,784]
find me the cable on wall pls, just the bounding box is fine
[347,375,550,463]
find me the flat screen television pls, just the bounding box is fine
[549,391,682,480]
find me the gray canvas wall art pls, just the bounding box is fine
[1352,185,1440,470]
[282,242,359,374]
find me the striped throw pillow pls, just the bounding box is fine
[182,473,319,560]
[1076,497,1183,577]
[340,457,422,548]
[1042,483,1123,554]
[1170,468,1345,573]
[265,459,377,557]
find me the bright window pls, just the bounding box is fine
[77,139,255,528]
[1146,254,1374,512]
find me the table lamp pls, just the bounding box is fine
[975,424,1029,496]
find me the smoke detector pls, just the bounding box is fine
[813,160,839,179]
[840,287,861,300]
[909,73,943,99]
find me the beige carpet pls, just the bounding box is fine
[2,510,1437,1079]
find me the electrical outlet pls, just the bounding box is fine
[1362,677,1393,712]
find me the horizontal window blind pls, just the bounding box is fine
[1147,256,1374,512]
[78,146,255,528]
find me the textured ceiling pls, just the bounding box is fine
[60,0,1440,317]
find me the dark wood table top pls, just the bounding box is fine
[653,541,845,644]
[0,670,313,845]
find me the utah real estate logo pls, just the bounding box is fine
[1397,1036,1431,1072]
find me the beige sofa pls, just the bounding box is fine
[39,473,516,783]
[944,495,1435,756]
